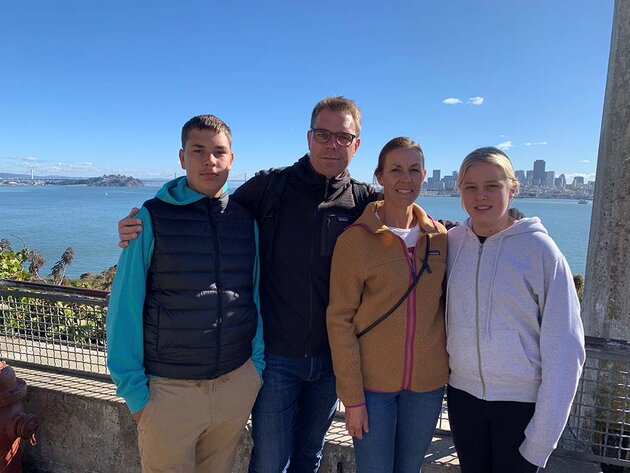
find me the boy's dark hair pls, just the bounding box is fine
[181,115,232,148]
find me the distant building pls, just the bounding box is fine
[573,176,585,187]
[515,170,526,184]
[526,170,534,186]
[427,179,444,191]
[426,170,443,191]
[442,174,457,191]
[533,160,546,186]
[545,171,555,188]
[556,174,567,189]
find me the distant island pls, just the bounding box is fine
[50,174,144,187]
[1,173,144,187]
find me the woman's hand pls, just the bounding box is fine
[118,208,143,248]
[345,405,369,439]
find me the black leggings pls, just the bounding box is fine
[447,385,540,473]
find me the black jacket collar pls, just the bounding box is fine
[294,154,351,194]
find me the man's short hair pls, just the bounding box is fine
[310,96,362,135]
[181,115,232,148]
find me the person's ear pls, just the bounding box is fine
[375,172,384,187]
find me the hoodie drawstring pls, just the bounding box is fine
[484,235,505,339]
[445,230,466,333]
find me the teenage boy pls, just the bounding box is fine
[107,114,264,473]
[117,97,380,472]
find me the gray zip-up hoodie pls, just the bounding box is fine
[446,217,585,467]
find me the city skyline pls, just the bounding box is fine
[0,160,594,186]
[0,1,613,183]
[425,158,595,191]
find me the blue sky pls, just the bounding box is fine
[0,1,614,183]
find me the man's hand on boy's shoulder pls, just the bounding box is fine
[119,207,143,248]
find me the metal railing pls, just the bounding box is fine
[0,279,109,379]
[559,336,630,467]
[2,279,630,467]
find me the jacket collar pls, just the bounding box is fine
[355,201,441,234]
[293,154,351,193]
[199,191,229,213]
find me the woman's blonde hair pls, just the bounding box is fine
[457,147,519,193]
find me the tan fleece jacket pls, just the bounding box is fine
[327,201,449,407]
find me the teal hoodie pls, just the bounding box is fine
[106,176,265,414]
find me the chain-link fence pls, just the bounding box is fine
[559,336,630,468]
[0,279,109,379]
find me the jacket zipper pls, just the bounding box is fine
[397,234,417,390]
[405,250,418,390]
[304,180,329,356]
[475,241,486,398]
[209,203,224,374]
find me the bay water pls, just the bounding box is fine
[0,185,592,279]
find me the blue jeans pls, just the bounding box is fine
[248,354,338,473]
[353,387,445,473]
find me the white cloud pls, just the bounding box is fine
[525,141,548,146]
[496,141,513,150]
[579,160,590,163]
[565,172,596,182]
[467,96,484,106]
[442,97,462,105]
[68,162,96,170]
[6,158,100,176]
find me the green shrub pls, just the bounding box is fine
[0,239,30,280]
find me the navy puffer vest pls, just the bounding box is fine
[142,194,258,379]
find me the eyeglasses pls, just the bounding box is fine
[310,128,357,147]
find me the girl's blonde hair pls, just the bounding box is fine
[457,147,519,193]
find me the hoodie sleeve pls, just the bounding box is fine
[250,221,265,379]
[326,233,367,407]
[519,249,585,467]
[106,206,154,414]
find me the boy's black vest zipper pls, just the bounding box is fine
[209,201,224,375]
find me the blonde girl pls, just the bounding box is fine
[446,147,585,472]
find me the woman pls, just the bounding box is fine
[445,147,585,472]
[327,137,449,473]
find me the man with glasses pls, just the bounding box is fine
[118,96,379,472]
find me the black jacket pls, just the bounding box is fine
[142,194,258,379]
[232,155,379,357]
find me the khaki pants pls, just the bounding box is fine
[137,359,261,473]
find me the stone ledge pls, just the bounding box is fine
[15,366,460,472]
[14,366,602,472]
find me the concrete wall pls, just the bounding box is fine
[19,367,141,473]
[15,366,460,473]
[13,365,606,472]
[16,369,361,472]
[583,0,630,339]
